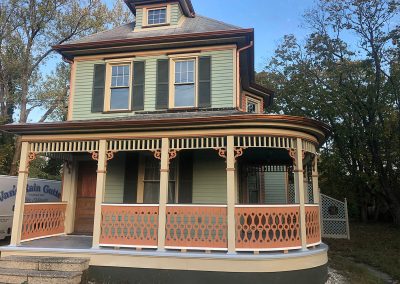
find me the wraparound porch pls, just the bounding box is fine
[9,134,322,255]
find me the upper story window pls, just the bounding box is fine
[110,64,131,110]
[246,96,262,113]
[147,7,167,25]
[173,59,196,108]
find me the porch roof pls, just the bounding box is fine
[1,110,331,144]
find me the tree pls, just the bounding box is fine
[6,0,132,175]
[260,0,400,225]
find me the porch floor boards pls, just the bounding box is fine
[21,235,92,250]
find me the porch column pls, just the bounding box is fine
[62,161,78,234]
[92,140,107,249]
[10,142,30,246]
[312,155,320,204]
[226,136,236,253]
[294,138,307,250]
[157,138,169,251]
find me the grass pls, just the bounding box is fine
[325,222,400,283]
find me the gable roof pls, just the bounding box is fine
[64,15,242,46]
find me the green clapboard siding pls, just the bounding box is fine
[135,8,143,29]
[104,154,126,203]
[171,3,183,25]
[192,151,227,204]
[264,172,287,204]
[72,49,234,120]
[201,49,234,108]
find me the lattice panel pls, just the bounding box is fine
[100,205,159,247]
[21,203,67,241]
[302,140,317,154]
[165,206,228,249]
[320,194,350,239]
[322,220,348,238]
[321,194,346,219]
[108,139,161,152]
[305,205,321,245]
[306,164,314,204]
[170,137,226,150]
[30,141,98,153]
[235,136,295,149]
[235,206,301,250]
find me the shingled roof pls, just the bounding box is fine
[63,15,242,46]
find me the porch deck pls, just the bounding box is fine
[1,234,328,260]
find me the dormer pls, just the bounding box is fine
[124,0,195,30]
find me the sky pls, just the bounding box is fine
[190,0,316,71]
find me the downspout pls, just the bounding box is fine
[236,41,253,110]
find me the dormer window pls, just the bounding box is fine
[245,95,262,113]
[147,7,167,25]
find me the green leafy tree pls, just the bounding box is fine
[3,0,132,175]
[259,0,400,224]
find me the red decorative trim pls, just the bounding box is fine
[152,150,162,160]
[90,151,99,161]
[214,148,227,159]
[234,147,245,159]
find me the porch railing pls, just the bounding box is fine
[305,204,322,246]
[21,202,67,242]
[165,205,228,250]
[235,205,302,251]
[100,204,159,248]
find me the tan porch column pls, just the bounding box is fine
[294,138,307,250]
[226,136,236,254]
[62,161,78,234]
[10,142,30,246]
[312,155,320,204]
[157,138,169,251]
[92,140,107,249]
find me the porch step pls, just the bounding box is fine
[0,256,90,284]
[0,255,90,271]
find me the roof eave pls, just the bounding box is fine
[1,114,332,145]
[53,28,253,53]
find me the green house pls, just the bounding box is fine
[1,1,331,283]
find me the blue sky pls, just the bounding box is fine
[191,0,315,71]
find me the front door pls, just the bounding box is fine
[74,161,97,235]
[240,164,265,204]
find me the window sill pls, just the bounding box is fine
[102,110,133,114]
[142,23,170,29]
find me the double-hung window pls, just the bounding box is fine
[110,65,130,110]
[174,59,196,108]
[147,8,167,25]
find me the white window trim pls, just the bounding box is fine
[104,61,133,112]
[246,95,262,114]
[143,5,171,27]
[169,56,199,109]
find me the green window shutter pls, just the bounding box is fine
[156,59,169,109]
[132,61,145,111]
[178,151,193,204]
[198,56,212,108]
[92,64,106,113]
